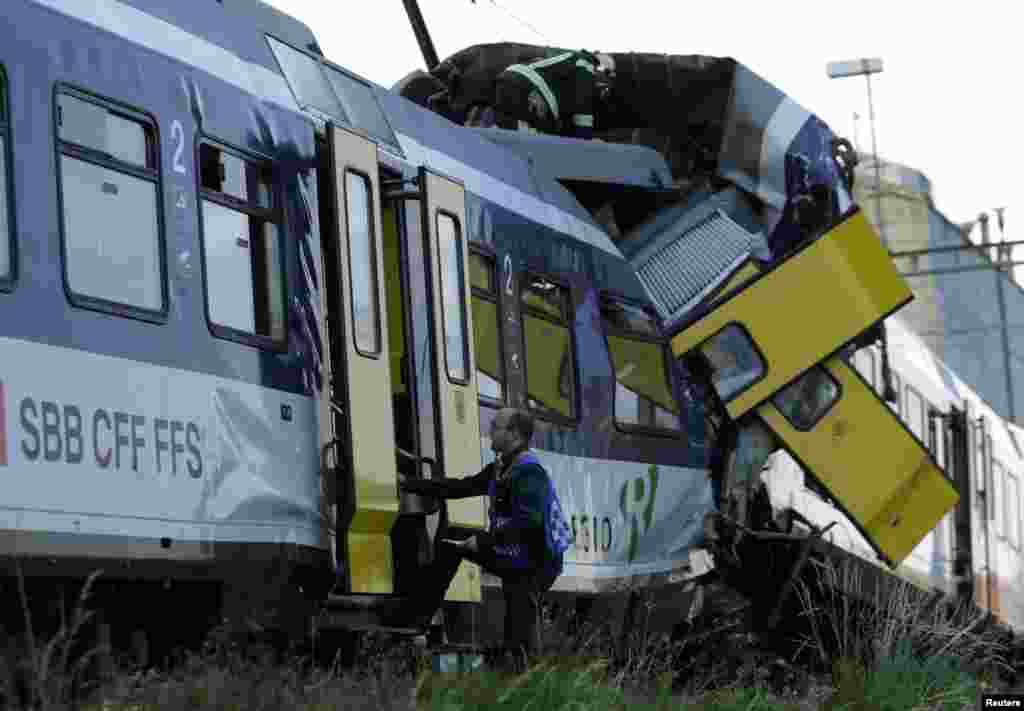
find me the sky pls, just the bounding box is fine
[266,0,1019,234]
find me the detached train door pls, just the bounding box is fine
[419,166,487,602]
[669,209,958,566]
[321,124,400,594]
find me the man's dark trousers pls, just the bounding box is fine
[413,540,559,657]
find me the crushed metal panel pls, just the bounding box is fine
[758,355,959,566]
[475,127,673,189]
[670,209,913,419]
[636,210,761,322]
[705,258,762,307]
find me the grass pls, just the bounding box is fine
[792,554,1013,710]
[0,556,1014,710]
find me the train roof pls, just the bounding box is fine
[43,0,668,261]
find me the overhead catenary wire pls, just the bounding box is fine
[471,0,553,46]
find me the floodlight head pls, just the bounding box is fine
[827,58,883,78]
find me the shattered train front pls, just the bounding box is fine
[396,43,958,570]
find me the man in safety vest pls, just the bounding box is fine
[395,407,568,666]
[493,50,598,138]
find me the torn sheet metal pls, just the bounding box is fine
[400,44,854,260]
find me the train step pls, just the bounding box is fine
[318,593,433,634]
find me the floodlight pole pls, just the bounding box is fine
[827,58,885,246]
[864,70,884,245]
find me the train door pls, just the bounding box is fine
[668,209,959,567]
[670,210,912,420]
[317,124,400,595]
[756,357,958,566]
[417,166,486,602]
[380,168,486,604]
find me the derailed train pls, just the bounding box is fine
[0,0,1007,655]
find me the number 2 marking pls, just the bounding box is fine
[503,254,514,296]
[170,120,187,175]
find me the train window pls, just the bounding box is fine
[470,252,504,402]
[266,36,344,120]
[905,386,925,440]
[1006,471,1021,549]
[697,323,766,402]
[889,372,902,416]
[56,89,164,316]
[58,94,151,167]
[988,436,997,522]
[974,422,986,496]
[926,404,938,457]
[993,460,1005,535]
[601,296,679,432]
[772,365,840,432]
[344,171,380,356]
[324,64,401,152]
[198,141,285,345]
[437,212,468,383]
[521,276,576,420]
[858,348,876,390]
[0,69,11,285]
[200,144,272,207]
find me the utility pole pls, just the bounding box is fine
[982,211,1017,423]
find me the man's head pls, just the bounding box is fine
[489,407,534,457]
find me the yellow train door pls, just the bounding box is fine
[758,356,958,566]
[670,210,912,419]
[669,209,958,566]
[420,167,487,602]
[324,125,400,594]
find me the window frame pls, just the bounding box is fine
[599,290,682,438]
[889,372,903,417]
[434,208,470,385]
[987,434,996,522]
[973,421,987,499]
[195,135,288,351]
[469,246,506,405]
[993,459,1006,537]
[771,365,843,433]
[858,347,876,391]
[685,321,770,405]
[1005,469,1021,550]
[343,168,381,359]
[53,84,168,322]
[265,34,403,157]
[519,271,579,426]
[904,383,926,442]
[0,65,15,292]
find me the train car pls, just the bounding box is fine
[0,0,728,652]
[764,312,1024,632]
[399,38,961,588]
[0,0,967,659]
